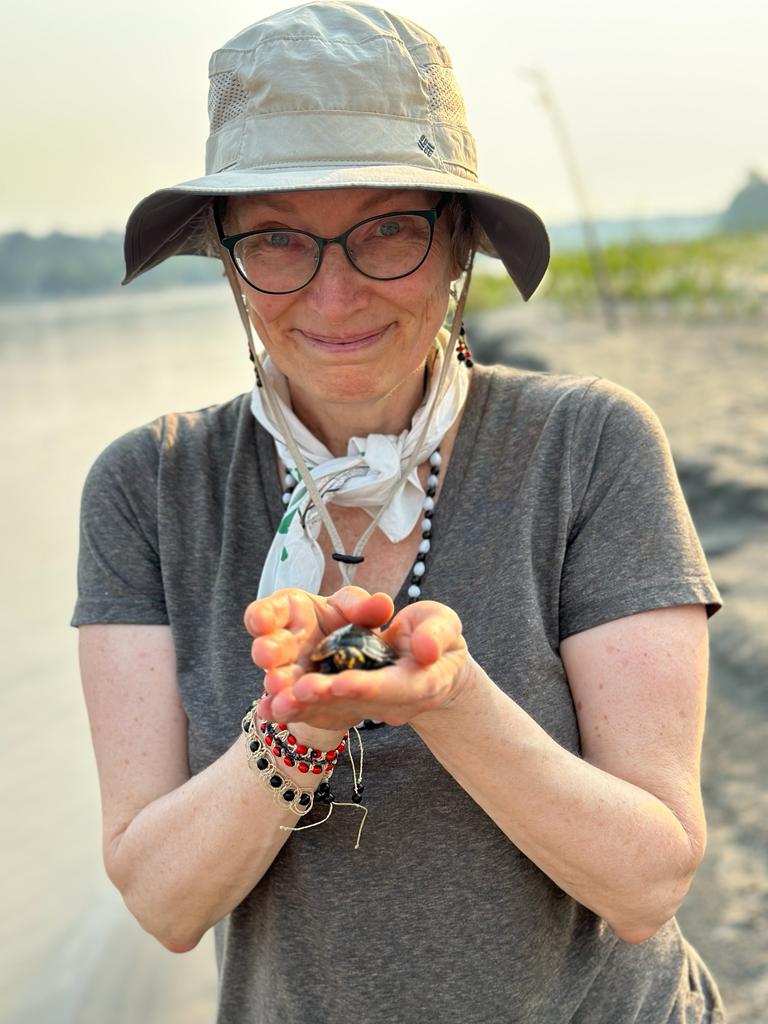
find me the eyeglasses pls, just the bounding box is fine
[214,195,448,294]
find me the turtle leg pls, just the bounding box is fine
[333,648,366,672]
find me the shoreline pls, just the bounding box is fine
[470,304,767,1023]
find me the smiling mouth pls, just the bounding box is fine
[298,326,389,344]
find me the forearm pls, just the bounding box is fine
[107,720,345,952]
[409,659,700,942]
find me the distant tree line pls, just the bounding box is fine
[1,171,765,301]
[721,171,768,234]
[0,231,221,300]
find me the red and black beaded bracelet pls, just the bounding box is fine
[259,719,347,774]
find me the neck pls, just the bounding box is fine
[286,360,432,457]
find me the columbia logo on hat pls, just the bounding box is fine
[417,134,436,157]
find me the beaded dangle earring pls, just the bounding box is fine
[456,323,474,368]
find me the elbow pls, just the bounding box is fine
[123,884,207,954]
[610,904,680,945]
[611,897,692,946]
[612,921,665,945]
[127,897,205,954]
[103,828,203,954]
[162,936,202,954]
[609,842,705,946]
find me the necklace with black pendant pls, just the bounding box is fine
[280,448,442,731]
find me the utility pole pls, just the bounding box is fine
[520,68,619,331]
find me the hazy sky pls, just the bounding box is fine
[3,0,766,235]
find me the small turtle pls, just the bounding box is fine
[310,623,398,674]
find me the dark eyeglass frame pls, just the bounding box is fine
[213,194,449,295]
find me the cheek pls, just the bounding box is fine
[243,292,296,344]
[413,272,452,329]
[398,250,453,324]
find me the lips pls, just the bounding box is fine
[297,324,391,352]
[299,327,386,343]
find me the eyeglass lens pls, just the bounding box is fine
[232,213,433,292]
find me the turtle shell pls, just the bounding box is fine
[310,624,397,674]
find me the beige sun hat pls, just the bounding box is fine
[122,0,550,300]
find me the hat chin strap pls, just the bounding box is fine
[209,203,474,590]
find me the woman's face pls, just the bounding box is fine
[226,188,458,416]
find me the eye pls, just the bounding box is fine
[267,232,292,247]
[377,220,401,237]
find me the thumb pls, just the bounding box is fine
[324,586,394,631]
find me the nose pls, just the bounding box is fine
[303,240,369,319]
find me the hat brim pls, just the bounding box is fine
[122,165,550,301]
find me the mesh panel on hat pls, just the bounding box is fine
[207,59,469,138]
[209,72,248,134]
[420,63,467,126]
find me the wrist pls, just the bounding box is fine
[287,721,348,750]
[242,707,345,793]
[409,653,485,733]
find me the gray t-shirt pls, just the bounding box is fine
[73,364,726,1023]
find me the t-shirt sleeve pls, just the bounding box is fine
[559,378,722,641]
[71,420,169,626]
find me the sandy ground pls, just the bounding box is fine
[1,289,764,1022]
[468,301,768,1024]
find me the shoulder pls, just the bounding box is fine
[85,393,251,486]
[467,366,672,500]
[470,362,604,442]
[478,362,650,408]
[474,364,662,439]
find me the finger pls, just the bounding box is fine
[243,591,290,636]
[383,601,463,664]
[258,661,309,720]
[244,589,317,638]
[250,628,300,669]
[269,690,300,720]
[324,587,394,630]
[264,662,304,695]
[292,673,334,702]
[296,666,395,702]
[283,659,449,730]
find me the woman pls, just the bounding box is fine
[73,3,727,1022]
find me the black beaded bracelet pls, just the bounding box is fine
[242,708,317,815]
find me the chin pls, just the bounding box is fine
[312,365,396,402]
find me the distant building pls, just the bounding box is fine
[721,171,768,233]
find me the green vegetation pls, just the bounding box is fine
[465,230,768,318]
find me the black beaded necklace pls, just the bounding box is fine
[280,447,442,731]
[280,446,440,603]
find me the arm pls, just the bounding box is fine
[251,588,711,942]
[80,623,344,953]
[409,604,709,944]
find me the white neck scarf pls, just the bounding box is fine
[251,334,468,598]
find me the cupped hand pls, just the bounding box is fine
[244,586,469,732]
[244,586,393,725]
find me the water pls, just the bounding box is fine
[0,283,248,1023]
